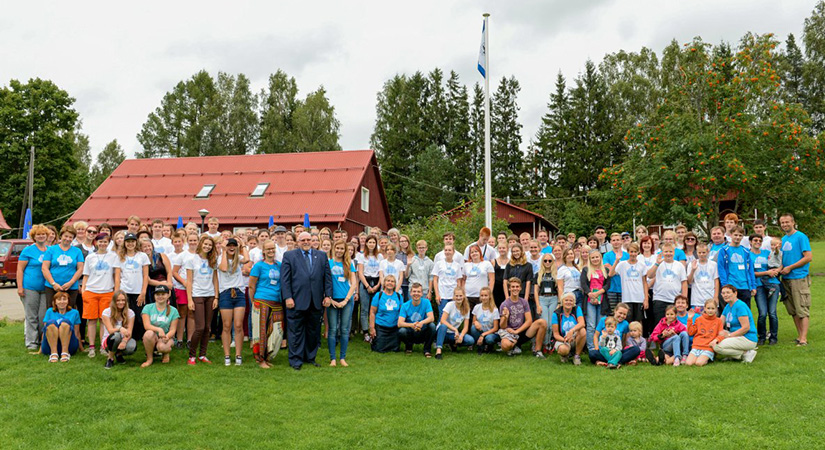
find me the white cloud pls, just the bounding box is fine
[0,0,815,159]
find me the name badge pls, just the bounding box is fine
[338,276,345,283]
[738,265,745,270]
[543,287,552,294]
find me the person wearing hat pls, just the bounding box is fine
[621,232,632,251]
[140,284,179,367]
[272,226,288,262]
[113,232,151,340]
[218,237,249,366]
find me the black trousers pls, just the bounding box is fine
[286,304,322,368]
[398,323,435,353]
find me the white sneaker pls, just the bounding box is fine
[742,349,757,363]
[513,347,522,355]
[224,356,231,366]
[230,340,235,348]
[88,348,95,358]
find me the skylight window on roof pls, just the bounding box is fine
[195,184,215,199]
[251,183,269,198]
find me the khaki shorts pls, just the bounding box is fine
[782,277,811,318]
[554,332,580,352]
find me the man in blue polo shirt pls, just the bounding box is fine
[602,233,628,315]
[779,213,812,346]
[397,283,436,356]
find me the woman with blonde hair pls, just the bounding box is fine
[580,249,611,352]
[18,224,50,351]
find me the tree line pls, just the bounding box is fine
[0,2,822,236]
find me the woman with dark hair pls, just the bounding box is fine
[492,242,510,307]
[41,291,82,362]
[357,235,382,341]
[42,226,85,317]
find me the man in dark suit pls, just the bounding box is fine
[281,231,333,370]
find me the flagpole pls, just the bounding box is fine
[483,13,492,230]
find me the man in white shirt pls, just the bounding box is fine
[434,232,465,265]
[272,225,288,262]
[151,219,174,255]
[463,227,499,263]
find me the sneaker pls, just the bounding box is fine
[225,356,231,366]
[476,346,483,355]
[560,356,569,364]
[507,349,517,357]
[88,348,96,358]
[742,349,757,363]
[533,351,546,359]
[673,358,681,367]
[116,354,125,364]
[435,352,443,360]
[573,355,582,366]
[513,347,522,355]
[104,358,114,369]
[188,357,197,365]
[646,350,659,366]
[757,338,765,347]
[235,356,242,366]
[198,356,212,364]
[768,338,778,346]
[230,340,235,348]
[607,363,617,369]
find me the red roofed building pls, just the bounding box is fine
[442,198,557,237]
[70,150,392,236]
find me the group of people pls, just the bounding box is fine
[17,211,812,370]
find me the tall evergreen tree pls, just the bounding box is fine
[445,71,473,196]
[291,87,342,152]
[90,139,126,191]
[490,76,523,199]
[529,72,571,197]
[213,72,259,155]
[803,1,825,134]
[781,33,807,105]
[468,83,485,191]
[258,70,299,154]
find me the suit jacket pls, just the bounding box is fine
[281,248,333,311]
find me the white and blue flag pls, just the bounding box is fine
[477,20,487,78]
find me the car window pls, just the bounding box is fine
[0,242,10,257]
[12,245,26,256]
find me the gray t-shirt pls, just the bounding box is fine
[499,297,530,330]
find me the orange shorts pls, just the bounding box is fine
[82,291,113,319]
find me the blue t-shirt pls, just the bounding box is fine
[551,306,583,335]
[723,300,757,343]
[329,259,356,299]
[540,246,553,255]
[43,308,81,327]
[19,244,47,291]
[250,260,282,302]
[596,316,629,340]
[709,242,727,261]
[399,300,433,323]
[718,246,756,290]
[603,250,628,293]
[44,245,84,289]
[753,250,780,285]
[371,291,402,328]
[781,231,811,279]
[674,248,687,262]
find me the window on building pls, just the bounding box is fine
[361,187,369,212]
[195,184,215,199]
[251,183,269,198]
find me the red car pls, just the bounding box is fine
[0,239,33,285]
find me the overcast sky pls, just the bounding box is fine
[0,1,816,160]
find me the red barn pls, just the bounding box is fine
[70,150,392,236]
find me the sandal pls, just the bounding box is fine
[797,341,808,346]
[60,353,70,362]
[49,353,59,363]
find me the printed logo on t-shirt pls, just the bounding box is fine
[125,258,140,270]
[469,265,481,276]
[367,258,379,269]
[445,265,456,278]
[95,259,110,272]
[730,253,744,264]
[38,254,44,263]
[695,269,710,282]
[663,268,676,281]
[783,241,793,252]
[450,310,463,325]
[268,268,280,285]
[199,261,212,275]
[57,254,73,266]
[626,266,640,279]
[331,264,344,276]
[409,310,423,322]
[385,264,398,276]
[384,296,398,311]
[754,256,768,269]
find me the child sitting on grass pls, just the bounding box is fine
[686,299,725,367]
[649,305,689,366]
[625,321,647,364]
[597,317,622,369]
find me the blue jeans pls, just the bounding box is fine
[755,284,779,341]
[435,325,475,349]
[573,290,585,310]
[327,299,354,360]
[585,302,602,352]
[538,295,558,346]
[662,331,689,358]
[438,299,450,316]
[468,325,501,346]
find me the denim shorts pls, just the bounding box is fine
[689,348,715,361]
[219,288,246,309]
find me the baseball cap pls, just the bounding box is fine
[154,285,170,295]
[124,232,137,241]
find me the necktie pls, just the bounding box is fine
[304,250,312,271]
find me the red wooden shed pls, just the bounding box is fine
[70,150,392,236]
[442,198,557,237]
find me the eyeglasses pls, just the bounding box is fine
[543,260,552,263]
[685,237,696,241]
[87,229,97,234]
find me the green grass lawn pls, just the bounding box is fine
[1,244,824,449]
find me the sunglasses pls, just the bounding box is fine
[686,237,696,241]
[87,229,98,233]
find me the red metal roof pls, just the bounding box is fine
[0,209,10,230]
[71,150,385,227]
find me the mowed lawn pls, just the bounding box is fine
[1,244,824,449]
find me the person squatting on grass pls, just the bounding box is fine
[19,217,808,369]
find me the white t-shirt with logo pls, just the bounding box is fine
[689,260,719,307]
[472,303,501,332]
[356,253,383,278]
[101,307,135,341]
[433,260,465,300]
[151,237,174,255]
[169,250,193,291]
[378,259,406,287]
[114,252,150,295]
[187,255,217,297]
[83,251,119,293]
[652,262,687,303]
[614,260,647,304]
[463,261,494,298]
[218,253,245,291]
[441,301,469,329]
